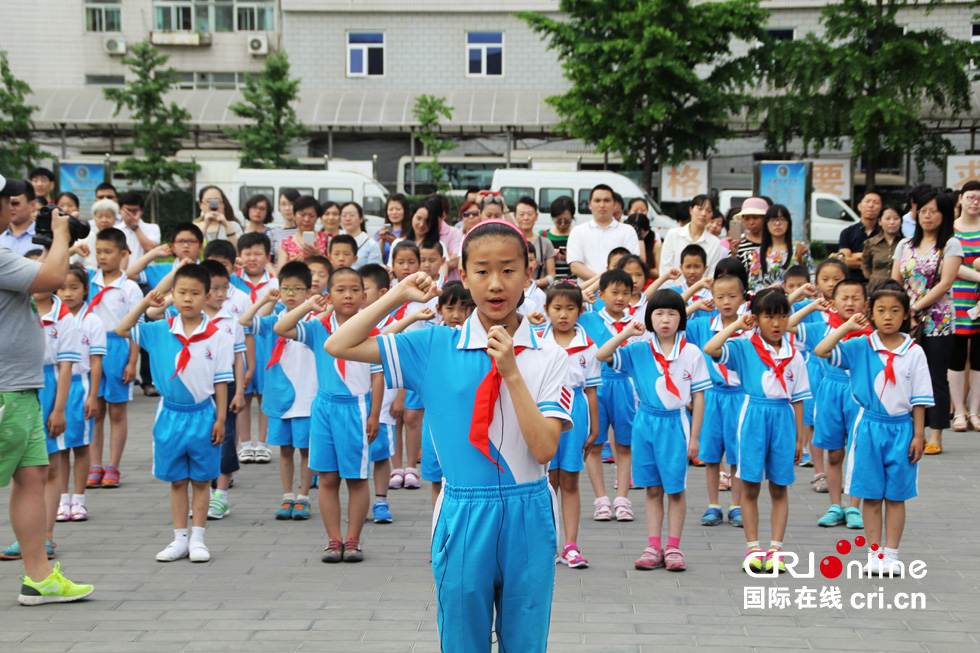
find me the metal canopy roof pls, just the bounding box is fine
[28,88,563,133]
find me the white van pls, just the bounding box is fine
[196,162,390,234]
[718,190,859,246]
[490,170,677,237]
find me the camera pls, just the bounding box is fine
[32,204,91,248]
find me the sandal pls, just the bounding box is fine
[719,471,731,491]
[953,414,968,432]
[613,497,633,521]
[634,546,665,570]
[923,442,943,455]
[969,414,980,431]
[388,469,404,489]
[664,546,686,571]
[593,497,613,521]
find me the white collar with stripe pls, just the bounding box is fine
[457,314,541,351]
[869,331,915,356]
[598,308,631,326]
[751,330,795,360]
[168,313,213,337]
[92,269,125,289]
[540,323,590,350]
[650,334,684,361]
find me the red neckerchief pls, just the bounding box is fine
[874,341,898,401]
[266,312,318,370]
[392,302,410,321]
[237,270,268,302]
[85,285,112,316]
[565,336,595,356]
[469,346,527,471]
[651,339,686,399]
[168,316,219,379]
[40,301,72,326]
[750,333,791,393]
[324,315,379,379]
[827,311,873,341]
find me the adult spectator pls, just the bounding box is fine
[0,182,37,256]
[70,199,119,269]
[567,184,639,281]
[94,182,118,204]
[376,194,410,263]
[464,187,481,206]
[627,197,648,215]
[269,187,300,265]
[902,184,933,239]
[28,167,55,206]
[430,193,462,281]
[340,201,383,270]
[116,191,161,260]
[745,204,812,291]
[731,197,768,269]
[838,191,883,281]
[456,201,481,237]
[278,196,327,268]
[949,181,980,431]
[56,192,81,219]
[659,194,722,277]
[194,186,242,247]
[514,196,556,289]
[862,205,903,294]
[624,212,661,274]
[541,196,576,281]
[0,174,92,603]
[892,188,962,455]
[243,193,274,236]
[612,192,624,222]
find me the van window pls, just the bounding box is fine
[363,193,384,215]
[816,198,852,222]
[578,189,592,214]
[241,186,274,210]
[539,188,573,214]
[500,187,533,210]
[293,188,313,200]
[318,188,354,205]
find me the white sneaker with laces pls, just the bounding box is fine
[156,540,189,562]
[189,540,211,563]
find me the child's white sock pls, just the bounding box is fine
[213,489,225,500]
[72,494,85,505]
[747,540,760,550]
[375,495,387,504]
[250,440,258,449]
[283,492,296,501]
[190,526,206,543]
[884,547,899,559]
[174,528,188,542]
[770,540,783,550]
[60,493,70,506]
[297,494,310,503]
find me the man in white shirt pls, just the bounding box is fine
[566,184,640,281]
[116,191,161,260]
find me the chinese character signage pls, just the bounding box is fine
[754,161,812,242]
[59,163,106,217]
[946,155,980,189]
[806,159,852,200]
[660,161,709,203]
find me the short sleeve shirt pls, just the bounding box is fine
[830,332,934,416]
[0,249,43,390]
[838,222,882,280]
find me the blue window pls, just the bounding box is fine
[348,32,384,77]
[467,32,503,77]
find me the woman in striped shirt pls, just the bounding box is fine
[950,180,980,431]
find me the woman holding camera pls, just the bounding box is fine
[193,186,243,247]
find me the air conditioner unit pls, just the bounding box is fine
[104,37,127,55]
[248,34,268,55]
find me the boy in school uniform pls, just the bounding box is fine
[202,240,252,322]
[231,232,278,464]
[126,223,204,287]
[306,255,332,295]
[328,235,359,271]
[85,227,143,489]
[666,244,714,316]
[239,262,319,521]
[274,268,384,562]
[115,264,232,562]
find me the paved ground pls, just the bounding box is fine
[1,394,978,652]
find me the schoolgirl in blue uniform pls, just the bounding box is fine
[116,264,233,564]
[791,278,869,530]
[540,282,601,570]
[324,220,572,653]
[814,282,932,576]
[704,288,811,574]
[597,290,711,572]
[686,273,747,528]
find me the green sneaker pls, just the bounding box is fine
[18,563,94,605]
[765,549,787,574]
[207,493,230,520]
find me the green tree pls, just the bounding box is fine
[412,95,455,191]
[519,0,769,192]
[104,41,197,220]
[0,51,46,178]
[750,0,976,190]
[225,51,307,169]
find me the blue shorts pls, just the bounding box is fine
[803,356,823,427]
[267,416,311,449]
[220,383,239,476]
[597,373,636,446]
[371,423,395,463]
[550,387,590,473]
[735,396,797,486]
[845,410,918,502]
[421,414,442,482]
[152,399,220,482]
[631,404,690,494]
[405,389,424,411]
[309,391,371,479]
[48,374,93,454]
[99,334,133,404]
[698,385,744,465]
[39,365,58,443]
[812,373,860,451]
[432,477,557,652]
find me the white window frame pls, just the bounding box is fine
[236,1,274,32]
[346,32,386,78]
[85,0,122,33]
[154,1,193,31]
[465,32,505,78]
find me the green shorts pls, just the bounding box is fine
[0,390,50,487]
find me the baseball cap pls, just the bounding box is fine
[0,174,30,198]
[733,197,769,219]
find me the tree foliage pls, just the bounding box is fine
[226,51,307,169]
[750,0,977,189]
[104,41,197,217]
[519,0,769,192]
[0,51,46,179]
[412,95,455,191]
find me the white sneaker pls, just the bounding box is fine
[879,554,901,577]
[237,446,255,463]
[55,503,70,522]
[253,446,272,464]
[156,540,189,562]
[189,540,211,563]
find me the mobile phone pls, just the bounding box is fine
[209,199,219,211]
[302,231,316,247]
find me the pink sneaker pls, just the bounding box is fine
[664,546,686,571]
[558,544,589,569]
[403,467,420,489]
[55,503,70,522]
[389,469,404,489]
[69,502,88,521]
[613,497,633,521]
[634,547,665,570]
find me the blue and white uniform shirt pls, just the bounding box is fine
[210,309,247,355]
[612,336,711,410]
[685,316,744,388]
[798,323,847,379]
[578,309,650,376]
[539,324,601,391]
[72,308,108,376]
[626,293,648,320]
[130,314,234,404]
[224,284,252,324]
[39,297,82,367]
[87,270,144,330]
[138,261,178,288]
[377,314,573,486]
[717,333,811,402]
[295,313,382,397]
[230,269,279,305]
[517,284,547,317]
[252,311,319,418]
[391,299,438,329]
[830,332,934,416]
[665,278,713,305]
[793,300,829,326]
[376,314,400,427]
